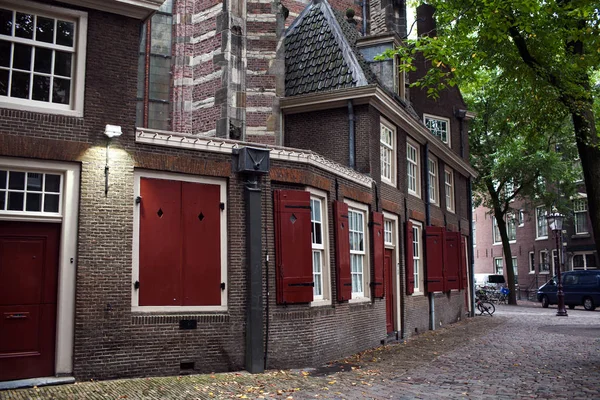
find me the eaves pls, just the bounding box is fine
[58,0,163,19]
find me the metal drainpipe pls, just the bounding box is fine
[467,178,475,317]
[362,0,367,36]
[348,100,355,169]
[424,143,435,331]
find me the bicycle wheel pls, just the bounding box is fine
[481,301,495,316]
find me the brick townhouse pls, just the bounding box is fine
[0,0,475,384]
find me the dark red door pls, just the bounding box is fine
[0,221,60,381]
[385,249,394,333]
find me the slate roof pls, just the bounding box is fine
[284,0,374,97]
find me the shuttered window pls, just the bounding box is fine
[349,209,365,297]
[334,201,352,301]
[371,211,385,298]
[425,226,444,292]
[136,175,225,309]
[444,232,460,291]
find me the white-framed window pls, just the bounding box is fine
[428,156,438,205]
[492,217,501,244]
[512,257,518,284]
[406,140,420,197]
[552,249,559,276]
[0,1,88,117]
[573,198,588,235]
[380,120,396,186]
[536,207,548,239]
[507,214,517,242]
[572,252,597,270]
[309,188,330,304]
[539,250,549,273]
[411,220,423,293]
[384,218,394,246]
[518,210,525,227]
[494,257,503,275]
[472,219,476,246]
[423,114,450,145]
[393,55,406,100]
[444,167,454,212]
[345,199,370,300]
[529,251,535,273]
[0,168,62,216]
[132,170,228,312]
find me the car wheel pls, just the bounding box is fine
[583,297,596,311]
[568,305,575,310]
[541,295,549,308]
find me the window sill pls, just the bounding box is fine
[411,291,425,296]
[0,100,83,118]
[539,271,550,275]
[493,242,502,246]
[381,179,397,189]
[529,271,536,274]
[131,305,228,313]
[535,237,549,241]
[446,208,455,214]
[348,296,371,304]
[408,191,421,199]
[572,233,591,239]
[310,299,332,307]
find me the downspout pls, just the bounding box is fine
[467,178,475,317]
[455,109,467,159]
[362,0,367,36]
[424,143,434,331]
[348,100,355,169]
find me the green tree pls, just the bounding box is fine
[387,0,600,256]
[467,71,578,304]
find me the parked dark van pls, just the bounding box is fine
[537,270,600,311]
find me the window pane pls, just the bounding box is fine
[149,56,171,101]
[56,20,74,47]
[27,172,42,190]
[148,101,170,130]
[0,8,12,36]
[32,74,50,101]
[0,69,7,96]
[11,71,30,98]
[15,12,34,39]
[0,190,5,209]
[0,40,10,67]
[44,193,59,212]
[44,174,61,192]
[8,171,25,190]
[0,170,6,189]
[36,16,54,43]
[52,77,71,104]
[34,47,52,73]
[13,43,32,70]
[150,14,172,55]
[7,191,24,210]
[26,192,42,211]
[54,51,72,77]
[137,54,146,98]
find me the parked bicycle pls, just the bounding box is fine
[475,295,495,316]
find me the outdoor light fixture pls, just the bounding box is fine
[546,209,567,316]
[104,124,123,196]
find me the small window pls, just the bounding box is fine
[494,257,503,275]
[0,3,87,116]
[507,214,517,241]
[0,169,62,214]
[423,114,450,145]
[384,219,394,246]
[380,121,396,186]
[573,199,588,235]
[428,156,438,205]
[444,167,454,212]
[512,257,518,284]
[518,210,525,227]
[539,250,549,273]
[572,252,598,270]
[346,201,370,300]
[536,207,548,239]
[529,252,535,273]
[407,140,420,198]
[412,221,423,292]
[472,219,476,246]
[492,217,501,244]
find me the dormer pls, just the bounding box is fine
[356,33,406,101]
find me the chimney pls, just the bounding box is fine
[416,3,436,38]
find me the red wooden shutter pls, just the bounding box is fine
[274,190,313,304]
[425,226,445,293]
[139,178,182,306]
[405,220,414,295]
[460,235,468,290]
[181,182,222,306]
[444,231,460,291]
[334,201,352,301]
[371,211,385,298]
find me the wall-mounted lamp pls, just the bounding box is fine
[104,124,122,196]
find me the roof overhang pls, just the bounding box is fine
[280,85,478,179]
[58,0,163,19]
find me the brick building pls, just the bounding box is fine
[0,0,475,384]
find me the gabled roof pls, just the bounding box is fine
[284,0,374,97]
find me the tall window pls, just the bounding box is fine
[428,157,438,204]
[492,217,501,244]
[539,250,549,273]
[136,0,173,130]
[445,167,454,212]
[494,258,503,275]
[384,219,393,245]
[412,221,422,292]
[0,3,87,116]
[512,257,518,284]
[311,197,324,299]
[573,199,588,235]
[529,252,535,273]
[407,141,420,197]
[472,219,476,246]
[518,210,525,226]
[423,114,450,145]
[349,208,365,297]
[507,214,517,241]
[536,207,548,239]
[380,122,396,185]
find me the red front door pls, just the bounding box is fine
[0,221,60,381]
[385,249,394,333]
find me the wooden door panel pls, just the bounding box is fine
[0,239,44,305]
[384,249,394,333]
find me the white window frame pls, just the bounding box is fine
[494,257,503,275]
[535,206,548,239]
[492,217,501,245]
[551,249,559,276]
[380,119,396,187]
[573,198,588,235]
[406,139,420,198]
[518,210,525,227]
[384,218,394,246]
[308,187,331,306]
[0,168,63,219]
[444,166,455,213]
[0,0,88,117]
[472,219,476,247]
[0,157,80,376]
[411,220,424,294]
[507,213,517,243]
[529,251,535,273]
[428,155,438,205]
[571,251,597,270]
[132,169,228,312]
[512,257,518,284]
[423,114,451,146]
[345,199,370,302]
[539,250,549,274]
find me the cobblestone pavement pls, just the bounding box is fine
[2,302,600,400]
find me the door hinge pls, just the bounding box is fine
[220,202,225,211]
[220,282,226,290]
[135,196,142,205]
[134,281,140,289]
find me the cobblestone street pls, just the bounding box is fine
[2,303,599,400]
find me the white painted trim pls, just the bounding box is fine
[0,1,87,117]
[0,157,80,376]
[307,187,331,307]
[58,0,162,19]
[410,219,424,295]
[427,154,439,206]
[132,169,228,313]
[135,128,373,188]
[423,113,451,147]
[344,198,370,301]
[444,166,455,213]
[406,138,420,199]
[383,211,401,332]
[380,118,397,188]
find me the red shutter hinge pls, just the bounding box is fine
[220,202,225,211]
[220,282,226,290]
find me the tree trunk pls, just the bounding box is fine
[493,207,518,305]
